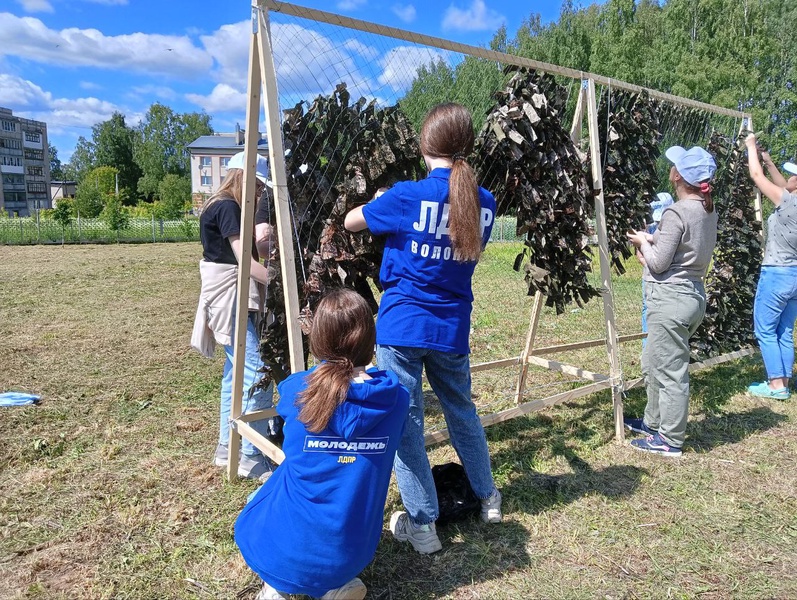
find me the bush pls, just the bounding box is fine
[101,195,130,241]
[158,174,191,220]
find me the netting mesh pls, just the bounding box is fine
[254,4,754,420]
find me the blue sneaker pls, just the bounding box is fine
[630,433,682,457]
[623,417,658,436]
[747,382,790,400]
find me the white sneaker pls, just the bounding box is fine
[212,443,228,467]
[255,580,287,600]
[481,488,502,524]
[238,454,275,482]
[320,577,367,599]
[389,511,442,554]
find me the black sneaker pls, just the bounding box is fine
[623,417,658,436]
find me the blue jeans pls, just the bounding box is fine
[220,312,274,457]
[754,266,797,380]
[376,345,495,525]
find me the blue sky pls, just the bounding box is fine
[1,0,600,163]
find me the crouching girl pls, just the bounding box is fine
[235,288,409,600]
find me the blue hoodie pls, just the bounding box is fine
[235,367,409,597]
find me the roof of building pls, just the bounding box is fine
[187,134,268,152]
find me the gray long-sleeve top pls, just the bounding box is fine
[642,198,718,284]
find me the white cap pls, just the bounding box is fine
[783,161,797,176]
[227,151,269,183]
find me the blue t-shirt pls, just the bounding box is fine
[234,367,409,598]
[362,168,496,354]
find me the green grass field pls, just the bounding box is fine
[1,243,795,599]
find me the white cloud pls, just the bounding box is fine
[79,81,103,91]
[336,0,366,10]
[0,13,213,79]
[185,83,247,113]
[442,0,505,32]
[129,84,178,101]
[199,21,250,84]
[16,0,54,13]
[392,4,416,23]
[343,39,379,61]
[0,73,134,132]
[378,46,448,92]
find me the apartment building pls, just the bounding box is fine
[187,125,268,211]
[0,107,50,217]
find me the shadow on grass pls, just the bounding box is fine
[365,520,531,600]
[687,407,788,453]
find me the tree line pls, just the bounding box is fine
[401,0,796,160]
[50,103,213,221]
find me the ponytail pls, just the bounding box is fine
[297,360,353,433]
[295,288,375,433]
[698,181,714,213]
[420,103,483,263]
[448,155,482,262]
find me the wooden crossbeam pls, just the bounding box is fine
[526,356,609,382]
[425,380,611,446]
[260,0,748,119]
[234,420,286,465]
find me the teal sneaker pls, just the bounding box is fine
[747,382,790,400]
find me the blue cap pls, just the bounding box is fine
[783,161,797,176]
[665,146,716,186]
[650,192,674,223]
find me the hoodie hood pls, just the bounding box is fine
[327,369,405,440]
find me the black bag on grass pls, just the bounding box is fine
[432,461,480,525]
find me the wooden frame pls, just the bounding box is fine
[224,1,759,474]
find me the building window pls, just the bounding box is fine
[1,120,16,132]
[3,174,24,185]
[0,156,21,167]
[0,138,20,149]
[200,157,212,167]
[27,166,44,177]
[24,131,41,143]
[27,181,47,193]
[24,148,43,161]
[4,191,26,204]
[201,175,212,186]
[220,157,230,168]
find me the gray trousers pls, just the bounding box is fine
[641,280,706,448]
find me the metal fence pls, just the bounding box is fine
[1,214,522,246]
[0,215,200,245]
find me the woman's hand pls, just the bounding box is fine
[745,133,757,149]
[627,230,649,248]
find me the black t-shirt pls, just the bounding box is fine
[255,185,275,226]
[200,198,258,264]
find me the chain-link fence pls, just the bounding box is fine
[0,215,200,245]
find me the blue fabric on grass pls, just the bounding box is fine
[0,392,40,407]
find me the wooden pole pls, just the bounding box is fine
[514,291,544,405]
[586,79,625,442]
[569,82,586,145]
[227,11,264,480]
[257,4,305,373]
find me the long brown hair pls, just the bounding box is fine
[296,288,376,433]
[420,103,482,262]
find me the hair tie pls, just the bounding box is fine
[451,152,466,163]
[328,357,353,371]
[699,182,712,194]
